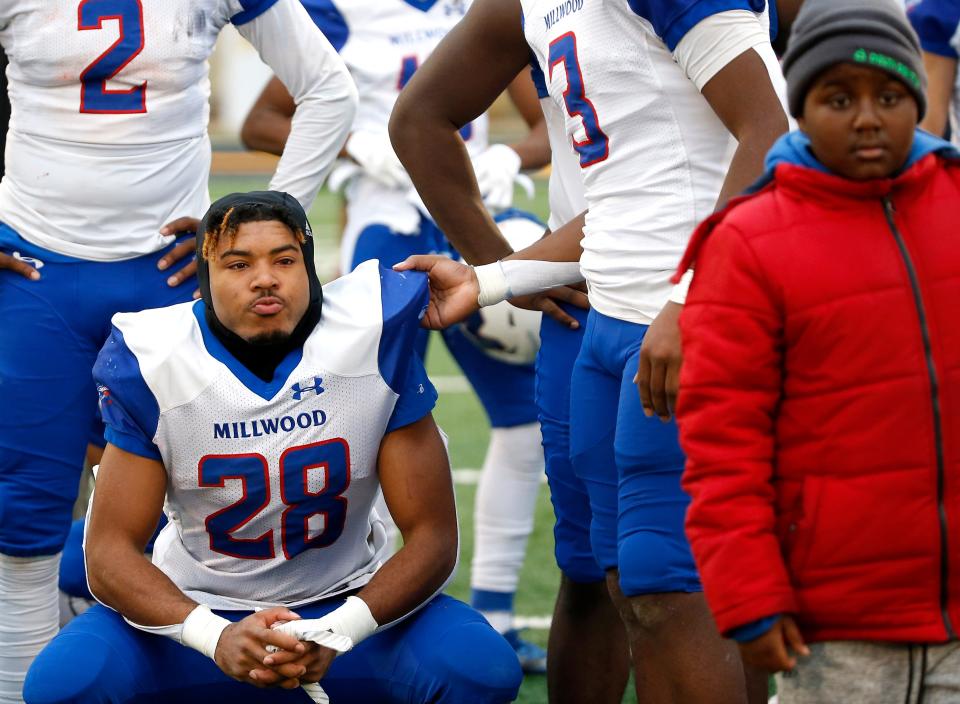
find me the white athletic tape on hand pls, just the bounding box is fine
[475,261,510,307]
[180,605,231,660]
[267,625,354,654]
[267,598,378,704]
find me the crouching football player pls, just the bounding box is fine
[23,191,522,704]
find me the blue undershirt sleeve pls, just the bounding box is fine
[93,327,162,461]
[727,614,781,643]
[908,0,960,59]
[626,0,767,51]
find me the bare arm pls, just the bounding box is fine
[637,46,788,420]
[356,414,458,624]
[389,0,527,264]
[241,77,297,156]
[86,444,306,688]
[701,48,789,209]
[920,51,958,139]
[85,444,195,625]
[505,71,551,171]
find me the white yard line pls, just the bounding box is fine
[453,468,547,485]
[432,375,472,393]
[514,615,553,630]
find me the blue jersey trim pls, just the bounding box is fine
[192,301,305,402]
[529,54,549,99]
[908,0,960,59]
[231,0,281,26]
[93,327,162,458]
[105,427,162,461]
[301,0,350,52]
[493,208,547,228]
[385,357,437,432]
[728,614,779,643]
[400,0,442,11]
[626,0,765,51]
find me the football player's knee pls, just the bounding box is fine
[430,622,523,703]
[25,633,131,704]
[617,530,701,597]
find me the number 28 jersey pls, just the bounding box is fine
[0,0,276,260]
[92,262,437,610]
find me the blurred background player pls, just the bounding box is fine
[240,0,556,672]
[391,0,790,700]
[907,0,960,141]
[25,191,523,704]
[0,2,356,700]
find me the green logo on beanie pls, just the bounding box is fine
[852,48,921,89]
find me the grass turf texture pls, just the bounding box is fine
[211,175,639,703]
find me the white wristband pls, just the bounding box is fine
[668,270,694,305]
[181,605,231,660]
[474,260,584,308]
[321,596,379,646]
[271,596,379,654]
[474,262,510,307]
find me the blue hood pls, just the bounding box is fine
[747,128,960,193]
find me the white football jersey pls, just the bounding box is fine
[302,0,490,244]
[0,0,349,261]
[92,261,436,610]
[521,0,774,323]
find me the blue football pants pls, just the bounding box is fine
[24,595,522,704]
[569,310,701,595]
[0,224,196,557]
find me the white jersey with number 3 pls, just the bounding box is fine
[521,0,778,323]
[92,262,436,610]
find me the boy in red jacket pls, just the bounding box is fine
[676,0,960,700]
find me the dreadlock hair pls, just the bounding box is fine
[201,202,306,261]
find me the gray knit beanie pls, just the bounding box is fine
[782,0,926,119]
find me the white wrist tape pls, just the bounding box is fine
[475,261,510,307]
[181,605,231,660]
[271,596,378,654]
[474,260,584,307]
[668,269,694,305]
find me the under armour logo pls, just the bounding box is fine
[291,377,325,400]
[12,251,44,270]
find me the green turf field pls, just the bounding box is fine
[210,175,639,703]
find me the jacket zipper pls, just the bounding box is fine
[882,196,955,639]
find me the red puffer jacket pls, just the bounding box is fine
[676,144,960,644]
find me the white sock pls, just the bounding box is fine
[470,423,544,595]
[0,553,61,703]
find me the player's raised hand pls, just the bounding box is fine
[636,301,683,421]
[0,252,41,281]
[157,216,201,297]
[214,607,306,689]
[393,255,481,329]
[509,283,589,330]
[737,615,809,673]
